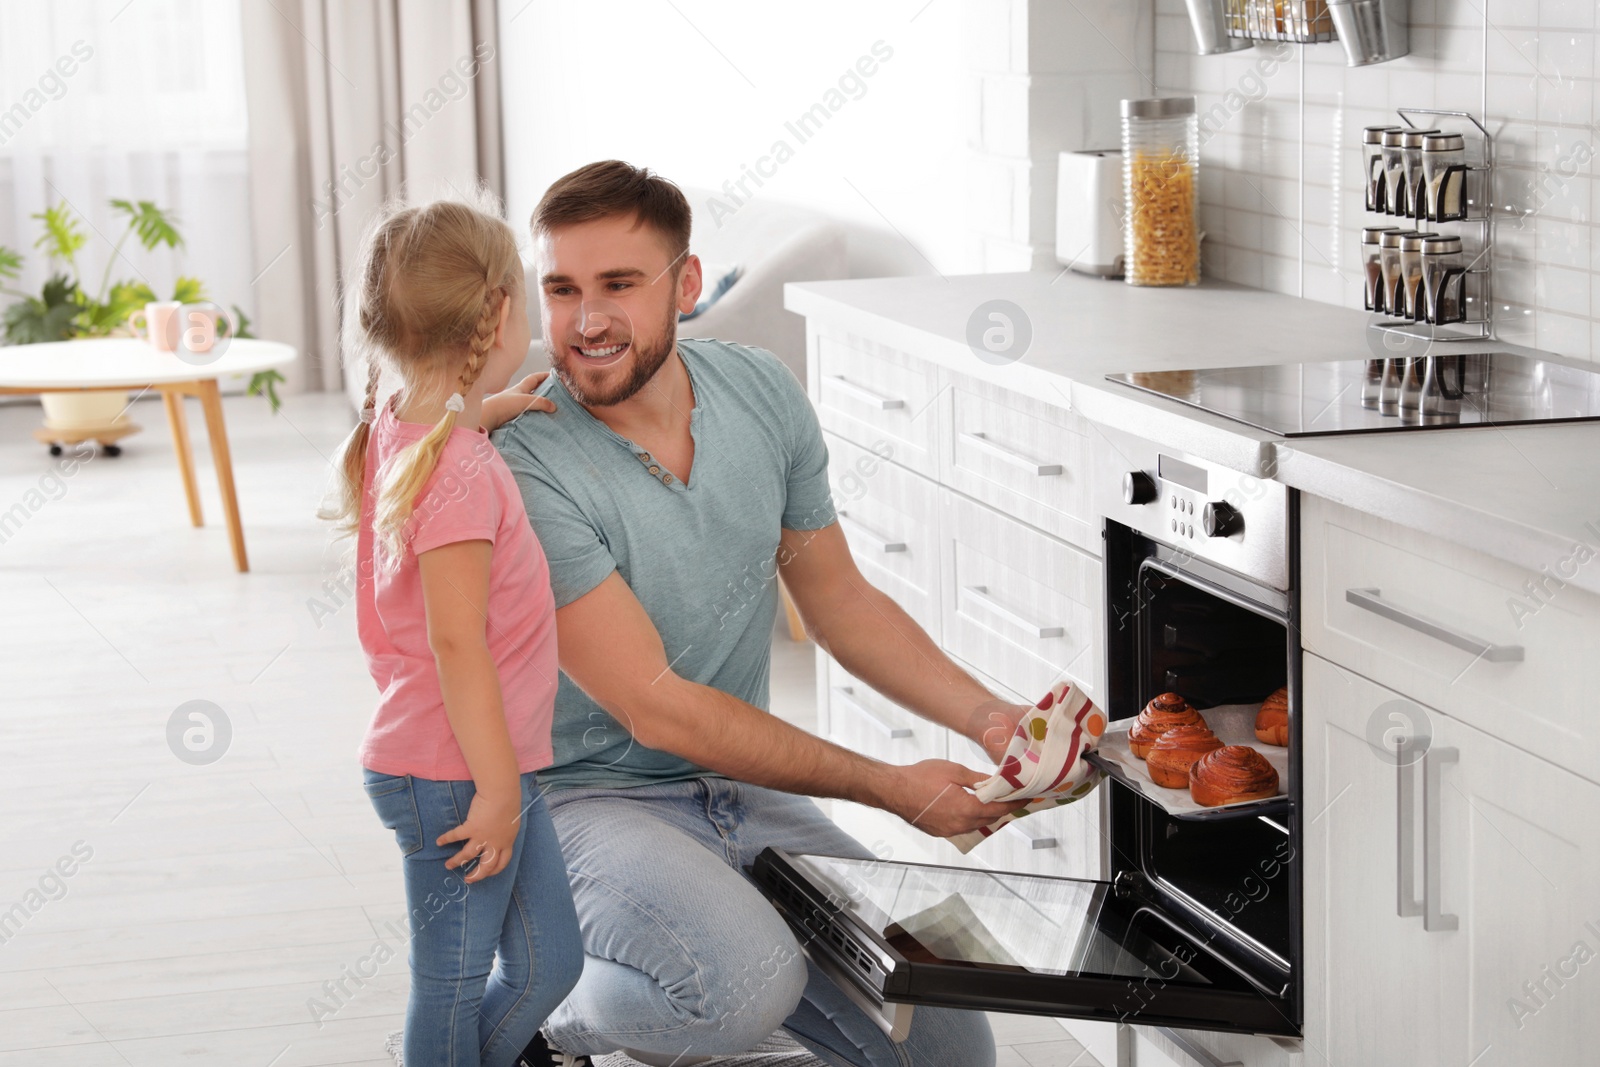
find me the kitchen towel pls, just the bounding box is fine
[950,680,1105,854]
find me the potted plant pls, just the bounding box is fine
[0,198,285,439]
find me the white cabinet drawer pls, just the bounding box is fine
[823,659,946,768]
[1302,494,1600,783]
[812,332,940,478]
[825,432,941,640]
[940,370,1096,554]
[938,489,1102,707]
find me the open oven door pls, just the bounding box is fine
[750,847,1298,1041]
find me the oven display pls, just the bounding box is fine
[1158,454,1208,494]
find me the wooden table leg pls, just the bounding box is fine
[196,379,249,572]
[161,387,203,527]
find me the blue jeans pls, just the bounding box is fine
[363,768,583,1067]
[543,777,996,1067]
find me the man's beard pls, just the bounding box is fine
[546,308,675,408]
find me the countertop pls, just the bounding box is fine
[785,272,1600,595]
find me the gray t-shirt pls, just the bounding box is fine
[490,338,837,791]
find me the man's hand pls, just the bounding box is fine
[481,372,556,431]
[966,698,1030,764]
[875,759,1021,838]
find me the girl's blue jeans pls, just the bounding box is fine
[363,767,582,1067]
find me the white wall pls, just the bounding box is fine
[498,1,972,277]
[1153,0,1600,362]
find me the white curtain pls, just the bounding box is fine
[239,0,505,399]
[0,0,254,362]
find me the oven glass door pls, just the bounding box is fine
[752,848,1298,1037]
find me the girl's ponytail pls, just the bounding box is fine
[318,191,523,571]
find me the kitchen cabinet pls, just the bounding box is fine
[1301,493,1600,784]
[1303,652,1600,1067]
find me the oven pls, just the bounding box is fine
[750,424,1301,1044]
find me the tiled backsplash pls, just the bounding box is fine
[1153,0,1598,362]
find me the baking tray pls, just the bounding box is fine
[1083,703,1288,821]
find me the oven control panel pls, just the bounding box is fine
[1094,426,1290,590]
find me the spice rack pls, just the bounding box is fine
[1365,107,1493,344]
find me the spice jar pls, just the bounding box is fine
[1401,128,1440,219]
[1421,234,1466,324]
[1379,229,1414,317]
[1362,226,1401,312]
[1399,231,1434,320]
[1421,133,1468,221]
[1121,97,1200,287]
[1364,126,1402,213]
[1380,129,1409,215]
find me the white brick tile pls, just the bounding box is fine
[1536,262,1592,314]
[1537,308,1593,356]
[1534,215,1593,268]
[1542,0,1598,31]
[981,74,1032,156]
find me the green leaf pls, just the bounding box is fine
[110,198,184,252]
[230,304,255,339]
[2,275,81,344]
[0,246,22,280]
[247,368,286,414]
[70,279,158,338]
[171,275,207,303]
[31,202,86,264]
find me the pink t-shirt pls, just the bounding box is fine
[355,394,557,779]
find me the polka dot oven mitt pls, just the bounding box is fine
[949,680,1106,855]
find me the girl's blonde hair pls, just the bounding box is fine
[319,191,523,569]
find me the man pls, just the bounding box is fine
[493,160,1033,1067]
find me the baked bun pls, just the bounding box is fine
[1189,745,1280,807]
[1147,724,1224,788]
[1128,693,1204,759]
[1255,687,1289,746]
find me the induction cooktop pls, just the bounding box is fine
[1106,352,1600,436]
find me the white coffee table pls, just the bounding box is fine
[0,338,298,572]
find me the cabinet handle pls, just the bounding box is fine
[1006,822,1058,850]
[961,585,1064,639]
[824,374,904,410]
[838,511,907,554]
[958,431,1062,476]
[832,686,912,740]
[1395,736,1422,919]
[1423,746,1459,932]
[1154,1027,1244,1067]
[1346,588,1524,663]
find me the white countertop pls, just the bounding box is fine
[786,272,1600,594]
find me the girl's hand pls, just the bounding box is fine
[481,372,556,431]
[436,788,522,883]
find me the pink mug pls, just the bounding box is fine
[179,302,231,355]
[128,301,182,352]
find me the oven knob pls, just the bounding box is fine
[1202,501,1243,538]
[1123,471,1158,505]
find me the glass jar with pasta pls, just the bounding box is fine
[1121,97,1201,287]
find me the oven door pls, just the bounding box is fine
[751,847,1299,1038]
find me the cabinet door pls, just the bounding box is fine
[1305,653,1600,1067]
[1302,653,1456,1067]
[1441,684,1600,1066]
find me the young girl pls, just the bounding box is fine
[321,196,586,1067]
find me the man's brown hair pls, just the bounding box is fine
[532,160,692,267]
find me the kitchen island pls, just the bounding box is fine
[784,271,1599,1067]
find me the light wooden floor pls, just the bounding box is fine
[0,391,1096,1067]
